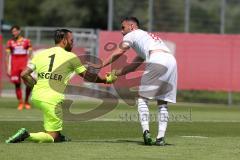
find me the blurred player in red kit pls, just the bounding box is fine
[6,25,33,110]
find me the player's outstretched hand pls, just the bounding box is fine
[105,70,118,84]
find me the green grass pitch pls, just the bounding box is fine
[1,97,240,160]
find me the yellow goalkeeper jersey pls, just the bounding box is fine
[28,46,86,105]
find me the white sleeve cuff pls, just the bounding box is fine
[27,63,36,70]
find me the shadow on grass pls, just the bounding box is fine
[70,139,141,144]
[70,139,174,146]
[117,140,174,146]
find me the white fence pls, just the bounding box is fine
[24,26,98,55]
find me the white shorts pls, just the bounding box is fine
[139,52,177,103]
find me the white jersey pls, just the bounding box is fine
[123,29,170,60]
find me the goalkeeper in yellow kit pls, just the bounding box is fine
[5,29,117,143]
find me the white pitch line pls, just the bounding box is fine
[181,136,208,138]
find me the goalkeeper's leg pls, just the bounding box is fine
[5,128,54,143]
[28,131,70,143]
[6,99,68,143]
[5,129,69,143]
[31,100,70,142]
[28,132,54,143]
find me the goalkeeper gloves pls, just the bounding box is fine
[105,70,118,84]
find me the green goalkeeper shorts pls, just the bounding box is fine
[32,99,63,132]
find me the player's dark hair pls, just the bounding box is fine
[54,29,72,44]
[121,17,140,27]
[10,25,20,31]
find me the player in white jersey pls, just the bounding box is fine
[90,17,177,146]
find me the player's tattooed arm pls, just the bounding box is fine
[21,67,37,88]
[115,56,144,76]
[87,42,130,69]
[79,70,106,83]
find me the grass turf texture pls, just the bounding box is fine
[1,97,240,160]
[2,80,240,104]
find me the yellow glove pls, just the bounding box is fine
[105,70,118,84]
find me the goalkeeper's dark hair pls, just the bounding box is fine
[54,29,72,44]
[121,17,140,27]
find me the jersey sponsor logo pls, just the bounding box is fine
[13,46,28,54]
[7,38,31,55]
[38,72,63,81]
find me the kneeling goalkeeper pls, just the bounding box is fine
[5,29,116,143]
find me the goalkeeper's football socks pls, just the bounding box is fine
[29,132,72,143]
[143,130,153,145]
[28,132,54,143]
[5,128,30,143]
